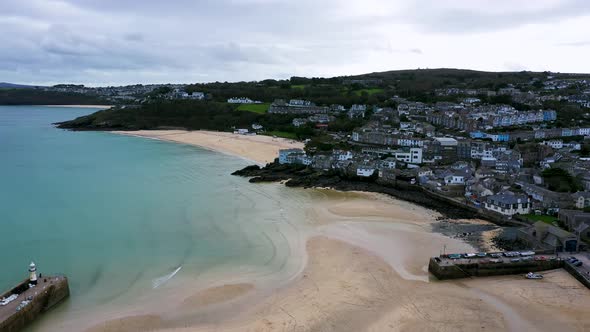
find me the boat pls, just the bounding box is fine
[525,272,543,279]
[0,294,18,306]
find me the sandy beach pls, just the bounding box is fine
[78,131,590,332]
[113,130,304,165]
[81,190,590,332]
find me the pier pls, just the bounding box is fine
[0,263,69,332]
[428,251,563,280]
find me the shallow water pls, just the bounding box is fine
[0,106,315,330]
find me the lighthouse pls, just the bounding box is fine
[29,262,38,285]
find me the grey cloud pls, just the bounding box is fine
[0,0,589,85]
[558,40,590,47]
[399,0,590,34]
[124,33,144,42]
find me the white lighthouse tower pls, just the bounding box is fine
[29,262,38,285]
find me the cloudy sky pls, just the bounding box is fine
[1,0,590,86]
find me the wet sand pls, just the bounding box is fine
[83,191,590,332]
[113,130,304,165]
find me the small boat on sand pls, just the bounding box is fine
[525,272,543,279]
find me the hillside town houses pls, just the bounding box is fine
[48,74,590,240]
[273,75,590,237]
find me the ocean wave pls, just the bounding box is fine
[152,266,182,289]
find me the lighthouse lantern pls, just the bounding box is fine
[29,262,38,285]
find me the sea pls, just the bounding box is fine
[0,106,316,330]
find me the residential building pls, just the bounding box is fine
[484,192,531,216]
[278,149,305,164]
[518,222,578,252]
[444,173,465,185]
[292,118,308,127]
[357,166,376,177]
[572,192,590,209]
[559,210,590,238]
[269,99,329,115]
[348,104,367,119]
[227,97,255,104]
[541,140,563,149]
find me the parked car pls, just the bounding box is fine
[574,261,583,267]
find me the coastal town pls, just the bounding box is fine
[49,72,590,263]
[23,70,590,292]
[5,0,590,330]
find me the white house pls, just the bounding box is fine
[357,166,376,177]
[397,138,424,147]
[463,97,481,104]
[234,128,249,135]
[228,97,254,104]
[278,149,305,164]
[292,118,308,127]
[381,158,397,169]
[444,174,465,185]
[572,192,590,209]
[417,167,433,178]
[334,150,353,161]
[484,193,531,216]
[541,140,563,149]
[189,92,205,100]
[393,148,422,164]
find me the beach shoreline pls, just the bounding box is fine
[112,130,304,165]
[75,130,590,332]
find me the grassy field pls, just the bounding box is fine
[262,131,298,139]
[291,84,307,90]
[236,103,269,114]
[522,214,559,225]
[352,88,384,96]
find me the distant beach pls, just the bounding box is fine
[44,105,112,109]
[113,130,304,165]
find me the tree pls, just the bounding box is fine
[541,168,581,193]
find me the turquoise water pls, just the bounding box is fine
[0,106,312,328]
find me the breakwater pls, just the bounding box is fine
[0,276,70,332]
[563,261,590,289]
[428,253,562,280]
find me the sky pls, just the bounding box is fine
[1,0,590,86]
